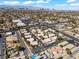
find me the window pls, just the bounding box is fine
[0,34,2,38]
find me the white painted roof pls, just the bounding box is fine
[17,22,26,26]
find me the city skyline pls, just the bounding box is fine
[0,0,79,10]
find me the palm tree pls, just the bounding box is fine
[60,45,63,48]
[66,48,72,55]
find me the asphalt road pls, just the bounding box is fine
[41,22,79,42]
[0,38,3,59]
[0,20,79,59]
[0,34,5,59]
[16,31,32,58]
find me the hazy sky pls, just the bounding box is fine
[0,0,79,10]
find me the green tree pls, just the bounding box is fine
[57,57,63,59]
[0,19,4,24]
[66,48,72,55]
